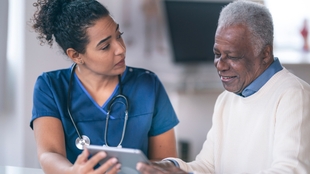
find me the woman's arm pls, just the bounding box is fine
[148,128,177,161]
[33,117,72,173]
[33,117,121,174]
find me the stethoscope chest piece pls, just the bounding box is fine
[75,135,90,150]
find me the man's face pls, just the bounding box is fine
[213,25,266,94]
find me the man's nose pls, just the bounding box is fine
[215,57,229,72]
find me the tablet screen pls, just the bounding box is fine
[87,145,150,174]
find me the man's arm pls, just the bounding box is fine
[164,127,215,173]
[137,162,193,174]
[257,88,310,173]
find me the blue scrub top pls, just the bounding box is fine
[30,65,179,164]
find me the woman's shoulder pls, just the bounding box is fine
[36,67,71,86]
[126,66,156,76]
[39,67,71,79]
[125,66,159,80]
[124,66,161,87]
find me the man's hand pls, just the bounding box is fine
[151,161,176,169]
[136,162,189,174]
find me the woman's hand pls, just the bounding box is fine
[136,162,189,174]
[69,148,121,174]
[34,117,121,174]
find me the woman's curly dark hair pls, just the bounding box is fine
[31,0,110,54]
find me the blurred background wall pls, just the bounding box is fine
[0,0,8,112]
[0,0,309,169]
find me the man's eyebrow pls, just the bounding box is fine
[213,48,219,52]
[214,47,233,54]
[214,48,226,53]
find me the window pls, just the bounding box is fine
[265,0,310,63]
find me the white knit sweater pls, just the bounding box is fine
[167,68,310,174]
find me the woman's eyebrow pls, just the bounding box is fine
[115,24,119,32]
[96,24,120,47]
[96,36,111,47]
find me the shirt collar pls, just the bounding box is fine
[237,57,283,97]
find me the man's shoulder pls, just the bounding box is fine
[214,90,235,106]
[272,68,310,91]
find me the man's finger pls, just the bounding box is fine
[137,162,165,174]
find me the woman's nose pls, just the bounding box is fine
[115,40,126,55]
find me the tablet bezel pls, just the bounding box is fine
[87,145,151,174]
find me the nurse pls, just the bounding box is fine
[30,0,179,174]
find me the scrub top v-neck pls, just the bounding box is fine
[73,67,127,118]
[31,65,179,164]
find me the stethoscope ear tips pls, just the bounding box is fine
[75,135,91,150]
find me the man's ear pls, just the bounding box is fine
[67,48,83,64]
[261,45,273,66]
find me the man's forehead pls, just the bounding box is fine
[216,24,248,36]
[214,25,253,54]
[215,26,248,46]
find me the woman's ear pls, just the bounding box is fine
[67,48,83,64]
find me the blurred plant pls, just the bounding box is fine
[301,19,309,52]
[141,0,164,57]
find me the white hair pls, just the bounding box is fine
[218,0,274,56]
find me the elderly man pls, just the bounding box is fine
[137,1,310,174]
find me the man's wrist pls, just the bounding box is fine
[162,159,180,167]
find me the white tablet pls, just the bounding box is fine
[87,145,151,174]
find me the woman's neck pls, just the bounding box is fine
[74,64,120,106]
[75,66,119,90]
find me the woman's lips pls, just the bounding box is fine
[115,59,125,66]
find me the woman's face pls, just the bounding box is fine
[80,16,126,76]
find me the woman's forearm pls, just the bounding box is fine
[39,152,73,174]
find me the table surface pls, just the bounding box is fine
[0,166,44,174]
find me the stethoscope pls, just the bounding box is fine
[67,63,129,150]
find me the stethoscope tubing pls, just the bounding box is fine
[67,63,129,149]
[67,63,83,140]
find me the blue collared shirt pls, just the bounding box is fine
[238,57,283,97]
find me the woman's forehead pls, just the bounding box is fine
[86,16,118,44]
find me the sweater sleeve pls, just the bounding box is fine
[164,127,215,173]
[253,87,310,174]
[163,91,227,174]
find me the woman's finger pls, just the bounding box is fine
[95,157,119,174]
[75,148,89,164]
[83,151,107,171]
[106,163,121,174]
